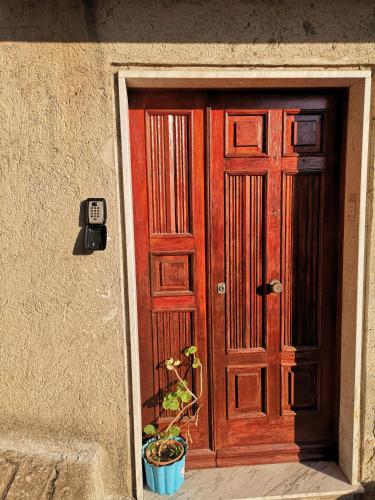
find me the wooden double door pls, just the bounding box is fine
[129,89,343,468]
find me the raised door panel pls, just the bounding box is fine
[151,252,194,296]
[227,366,267,418]
[152,310,195,420]
[225,173,266,351]
[281,362,321,416]
[283,110,325,156]
[225,111,269,157]
[146,112,191,235]
[281,172,324,348]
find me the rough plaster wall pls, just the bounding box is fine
[0,39,132,499]
[0,0,374,498]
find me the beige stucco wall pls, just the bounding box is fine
[0,1,374,498]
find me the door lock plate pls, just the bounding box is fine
[217,282,226,294]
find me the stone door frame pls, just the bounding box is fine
[117,69,371,499]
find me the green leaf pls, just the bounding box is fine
[168,425,180,437]
[184,345,198,356]
[177,380,188,390]
[162,393,180,411]
[143,424,157,435]
[176,380,188,397]
[192,357,202,369]
[180,391,192,403]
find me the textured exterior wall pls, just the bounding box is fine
[0,1,374,498]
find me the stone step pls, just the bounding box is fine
[144,461,364,500]
[0,438,104,499]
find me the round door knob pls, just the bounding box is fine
[268,279,283,294]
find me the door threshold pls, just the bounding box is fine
[143,461,363,499]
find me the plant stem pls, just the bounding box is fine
[164,363,203,437]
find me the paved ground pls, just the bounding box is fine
[144,461,364,500]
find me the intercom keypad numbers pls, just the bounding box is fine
[88,200,105,225]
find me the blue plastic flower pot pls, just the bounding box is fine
[143,437,187,496]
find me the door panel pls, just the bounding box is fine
[146,112,191,235]
[281,172,323,348]
[225,173,266,351]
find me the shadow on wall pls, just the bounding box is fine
[361,481,375,499]
[0,0,374,43]
[73,201,94,256]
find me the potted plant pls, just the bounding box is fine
[142,345,203,496]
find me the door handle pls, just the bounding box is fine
[267,279,283,294]
[217,282,226,294]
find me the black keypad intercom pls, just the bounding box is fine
[84,198,107,251]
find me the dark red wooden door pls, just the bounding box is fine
[209,91,342,465]
[129,89,342,468]
[129,90,215,467]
